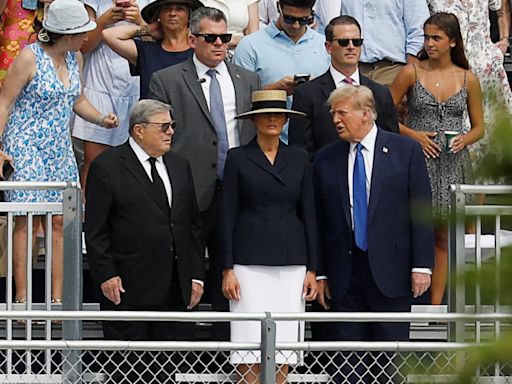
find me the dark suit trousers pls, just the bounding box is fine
[328,247,411,384]
[101,258,194,384]
[202,181,230,341]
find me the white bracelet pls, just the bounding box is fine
[95,115,105,127]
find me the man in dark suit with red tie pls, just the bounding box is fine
[85,99,204,341]
[313,85,434,382]
[289,15,399,153]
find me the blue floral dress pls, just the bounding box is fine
[3,42,80,206]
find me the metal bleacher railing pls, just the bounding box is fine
[0,182,509,383]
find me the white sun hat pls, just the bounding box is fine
[42,0,97,34]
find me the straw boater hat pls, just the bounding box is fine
[42,0,97,34]
[235,90,306,119]
[141,0,204,23]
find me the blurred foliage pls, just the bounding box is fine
[455,109,512,382]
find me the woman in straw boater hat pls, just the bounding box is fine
[102,0,203,99]
[0,0,118,305]
[220,90,318,384]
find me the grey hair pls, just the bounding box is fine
[189,7,227,35]
[129,99,173,134]
[327,85,378,122]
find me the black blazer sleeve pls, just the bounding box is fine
[220,150,239,270]
[299,157,318,271]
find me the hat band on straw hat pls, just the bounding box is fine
[252,100,288,111]
[45,19,91,33]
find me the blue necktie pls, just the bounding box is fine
[353,143,368,251]
[206,69,229,179]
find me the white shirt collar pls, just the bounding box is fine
[193,54,229,78]
[129,137,163,164]
[350,123,377,153]
[330,65,360,86]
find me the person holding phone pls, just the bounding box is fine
[72,0,151,193]
[234,0,330,143]
[0,0,118,304]
[102,0,204,100]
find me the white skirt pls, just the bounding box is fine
[229,264,306,365]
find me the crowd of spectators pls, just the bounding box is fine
[1,0,511,382]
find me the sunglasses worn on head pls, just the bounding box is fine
[142,121,177,132]
[334,38,364,47]
[194,33,232,44]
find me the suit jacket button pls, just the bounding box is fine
[170,223,175,229]
[348,251,352,255]
[212,141,217,146]
[211,163,216,168]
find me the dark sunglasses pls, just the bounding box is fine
[194,33,232,44]
[334,38,364,47]
[141,121,177,132]
[282,13,315,25]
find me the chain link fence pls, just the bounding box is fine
[0,340,510,383]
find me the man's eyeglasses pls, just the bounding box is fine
[141,121,176,132]
[333,38,364,47]
[279,4,315,26]
[193,33,232,44]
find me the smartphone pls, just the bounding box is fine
[1,161,14,181]
[115,0,130,7]
[294,73,311,85]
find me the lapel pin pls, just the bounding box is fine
[235,73,240,79]
[382,146,389,153]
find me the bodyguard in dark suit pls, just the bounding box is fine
[148,7,259,340]
[313,85,433,382]
[85,99,204,341]
[289,16,398,153]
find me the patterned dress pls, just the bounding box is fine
[427,0,512,165]
[0,0,41,84]
[3,43,80,206]
[407,69,473,218]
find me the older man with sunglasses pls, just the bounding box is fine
[289,16,399,154]
[148,6,259,341]
[233,0,329,143]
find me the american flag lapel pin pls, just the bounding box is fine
[382,146,389,153]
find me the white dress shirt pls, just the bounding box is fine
[330,65,361,88]
[129,137,173,208]
[193,55,239,149]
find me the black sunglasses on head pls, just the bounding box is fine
[194,33,232,44]
[334,38,364,47]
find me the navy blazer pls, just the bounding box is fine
[220,139,317,271]
[313,129,434,300]
[289,71,399,153]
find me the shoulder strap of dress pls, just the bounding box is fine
[412,63,418,81]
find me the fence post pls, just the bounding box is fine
[260,312,276,384]
[62,185,83,383]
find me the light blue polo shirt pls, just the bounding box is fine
[234,21,330,142]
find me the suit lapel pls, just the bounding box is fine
[335,141,352,228]
[319,71,336,100]
[359,74,371,87]
[246,139,286,184]
[227,62,248,141]
[368,129,390,223]
[182,60,215,129]
[163,154,176,220]
[120,143,170,215]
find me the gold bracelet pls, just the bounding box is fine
[134,27,149,38]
